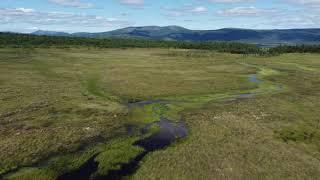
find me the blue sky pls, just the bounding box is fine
[0,0,319,33]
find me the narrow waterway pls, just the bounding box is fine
[96,118,187,180]
[58,100,188,180]
[6,70,271,180]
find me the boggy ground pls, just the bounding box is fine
[0,48,320,179]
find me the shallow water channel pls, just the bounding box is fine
[58,100,188,180]
[56,73,265,180]
[5,71,269,180]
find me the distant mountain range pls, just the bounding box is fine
[31,26,320,45]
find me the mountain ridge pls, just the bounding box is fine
[31,26,320,45]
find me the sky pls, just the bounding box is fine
[0,0,319,33]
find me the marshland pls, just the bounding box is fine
[0,45,320,179]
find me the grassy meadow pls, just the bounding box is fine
[0,48,320,179]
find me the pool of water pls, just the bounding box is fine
[97,118,187,179]
[57,154,99,180]
[249,74,262,84]
[57,117,187,180]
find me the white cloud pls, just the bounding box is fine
[49,0,94,8]
[118,0,144,6]
[205,0,254,3]
[286,0,320,7]
[163,5,208,18]
[215,5,320,28]
[217,6,277,16]
[269,9,320,28]
[189,6,208,14]
[16,8,35,13]
[0,8,131,29]
[26,27,40,31]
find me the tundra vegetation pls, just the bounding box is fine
[0,35,320,179]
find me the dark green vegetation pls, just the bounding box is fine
[2,32,320,55]
[0,47,320,179]
[270,44,320,53]
[31,26,320,45]
[0,32,261,54]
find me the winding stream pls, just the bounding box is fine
[96,118,187,180]
[57,73,265,180]
[58,102,188,180]
[4,64,283,180]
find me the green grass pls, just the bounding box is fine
[93,137,144,177]
[4,168,56,180]
[132,52,320,180]
[4,137,143,180]
[1,48,320,179]
[86,74,107,98]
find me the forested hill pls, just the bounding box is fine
[31,26,320,45]
[1,32,320,55]
[0,32,261,54]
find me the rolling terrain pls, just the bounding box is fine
[31,26,320,45]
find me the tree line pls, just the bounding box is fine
[269,44,320,54]
[1,32,319,55]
